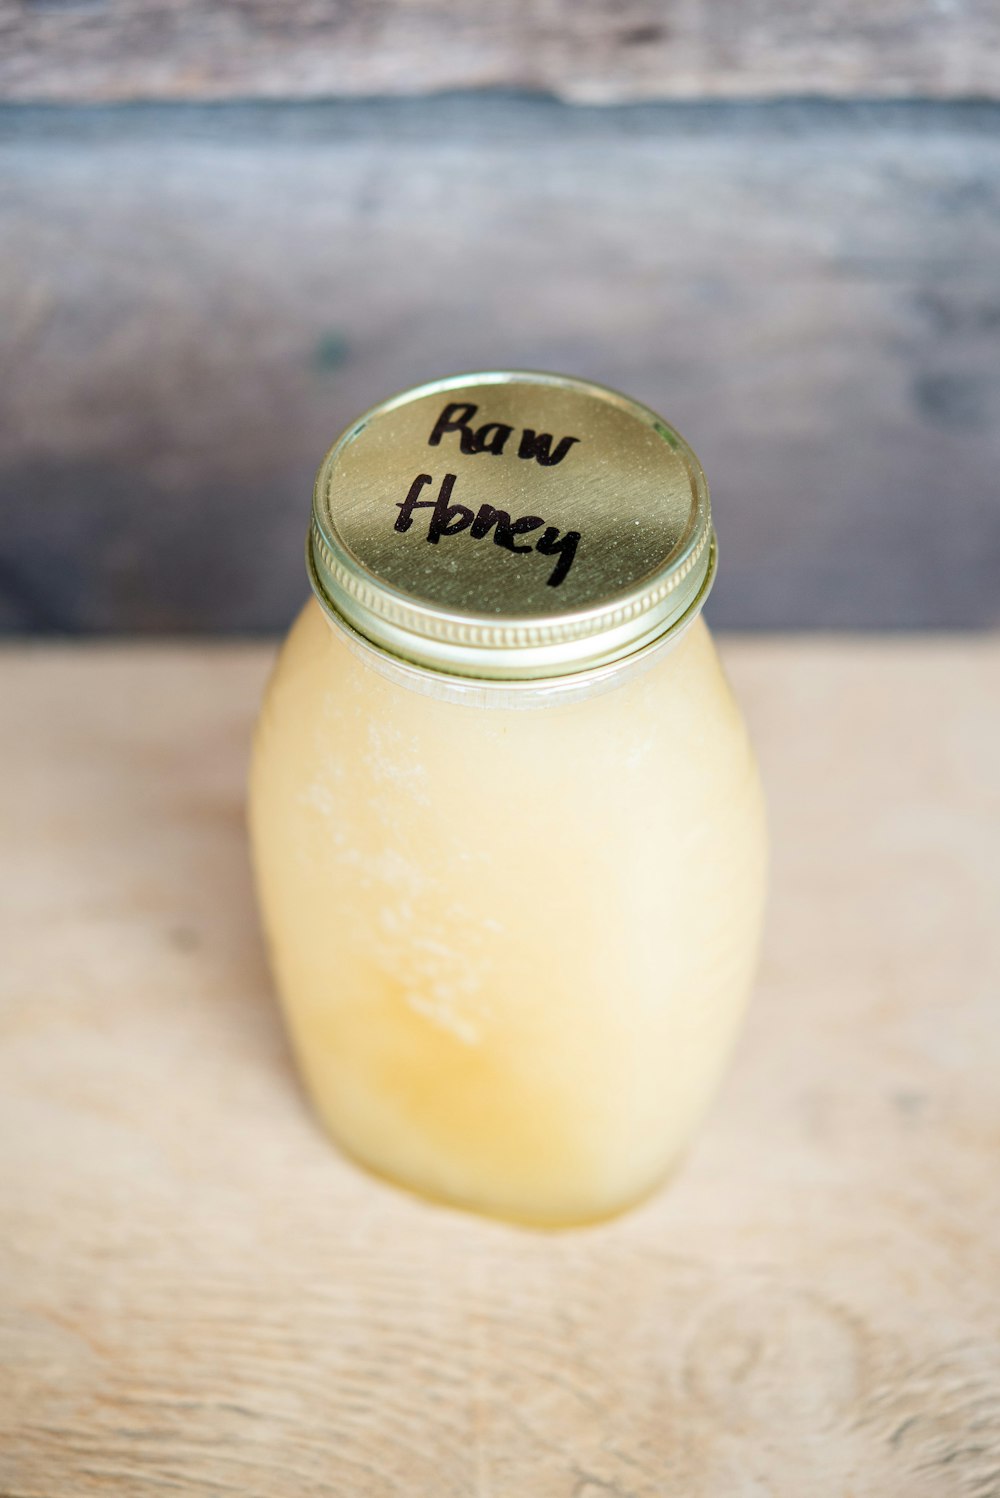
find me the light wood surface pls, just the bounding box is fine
[3,101,1000,634]
[2,0,999,103]
[1,638,999,1496]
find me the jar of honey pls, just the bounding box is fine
[249,372,766,1225]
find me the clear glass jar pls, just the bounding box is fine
[249,372,766,1225]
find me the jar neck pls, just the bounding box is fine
[315,596,708,710]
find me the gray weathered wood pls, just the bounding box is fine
[2,0,1000,103]
[1,99,999,632]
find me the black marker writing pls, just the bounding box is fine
[394,472,473,544]
[535,525,581,589]
[469,504,544,554]
[428,402,579,468]
[394,472,580,586]
[517,428,580,467]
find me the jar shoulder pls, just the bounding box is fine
[253,603,760,833]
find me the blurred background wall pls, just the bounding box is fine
[1,2,998,634]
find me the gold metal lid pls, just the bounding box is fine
[308,371,716,681]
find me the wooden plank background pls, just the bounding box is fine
[2,0,999,634]
[3,0,1000,103]
[2,98,999,634]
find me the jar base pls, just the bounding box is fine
[306,1098,691,1231]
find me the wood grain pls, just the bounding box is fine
[2,99,999,634]
[1,637,999,1495]
[2,0,1000,103]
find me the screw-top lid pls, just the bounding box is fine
[308,371,716,681]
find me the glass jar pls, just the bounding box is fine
[249,372,766,1226]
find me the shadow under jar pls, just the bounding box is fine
[249,371,766,1226]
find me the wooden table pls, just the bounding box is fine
[2,639,998,1497]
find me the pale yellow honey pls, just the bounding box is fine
[249,599,766,1225]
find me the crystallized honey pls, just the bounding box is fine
[249,372,766,1225]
